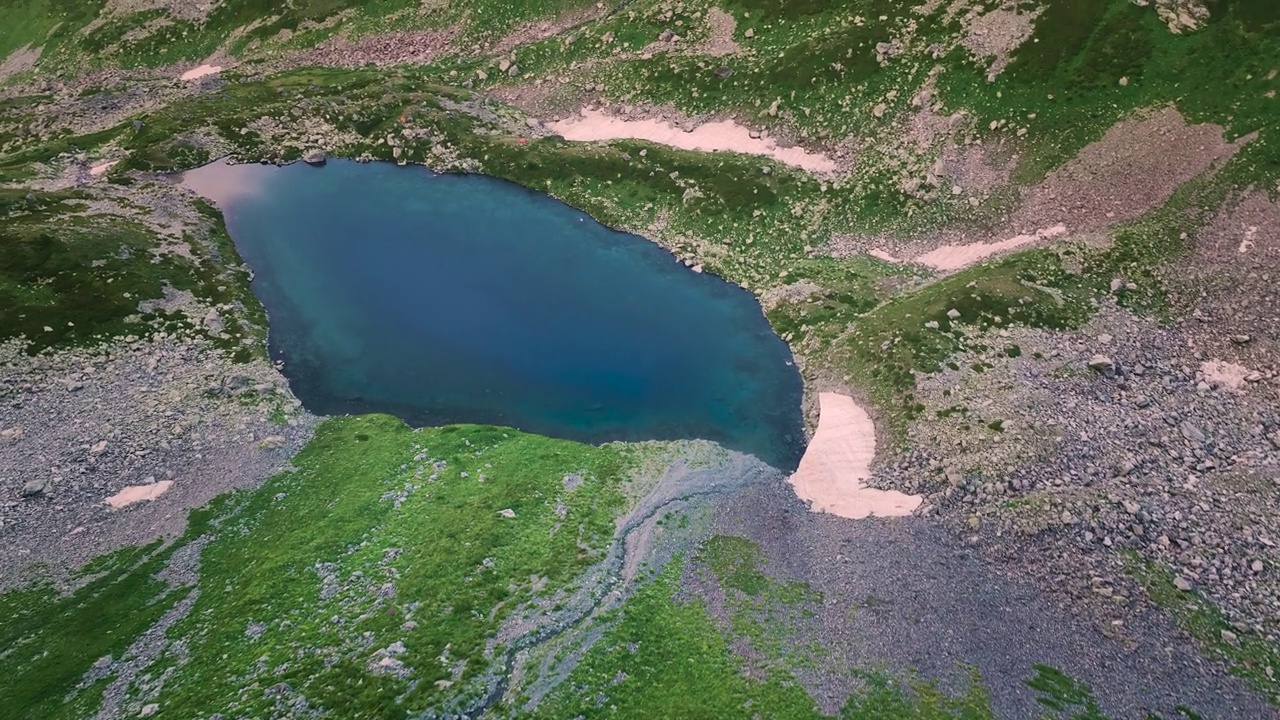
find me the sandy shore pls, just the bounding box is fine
[180,159,269,205]
[787,393,922,519]
[549,108,838,174]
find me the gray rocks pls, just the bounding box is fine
[1,426,23,445]
[302,148,326,165]
[1175,576,1193,591]
[21,477,50,497]
[1179,421,1207,444]
[947,308,962,320]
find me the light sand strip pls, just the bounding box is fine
[89,160,117,177]
[788,393,921,519]
[181,64,222,81]
[106,480,173,509]
[549,108,838,173]
[914,223,1068,272]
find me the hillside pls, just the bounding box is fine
[2,1,1279,718]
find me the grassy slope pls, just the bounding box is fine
[0,417,1129,720]
[0,186,263,357]
[0,416,635,719]
[529,535,1131,719]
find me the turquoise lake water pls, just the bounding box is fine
[183,160,804,469]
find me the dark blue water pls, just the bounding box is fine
[183,160,804,469]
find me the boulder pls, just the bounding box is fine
[0,426,23,445]
[1088,355,1115,375]
[302,148,327,166]
[21,477,49,497]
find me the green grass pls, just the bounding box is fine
[0,188,262,355]
[527,557,1001,720]
[1131,557,1280,706]
[0,416,636,719]
[0,542,183,720]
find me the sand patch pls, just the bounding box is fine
[549,108,838,173]
[915,224,1067,271]
[180,159,270,206]
[868,249,903,263]
[1200,360,1254,392]
[106,480,173,509]
[89,160,118,177]
[788,393,922,519]
[180,64,222,81]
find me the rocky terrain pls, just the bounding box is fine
[2,0,1279,718]
[0,331,314,582]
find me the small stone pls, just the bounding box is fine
[946,308,961,320]
[259,435,286,450]
[1179,421,1207,444]
[1230,334,1252,344]
[1252,560,1265,573]
[498,508,517,519]
[1,426,24,445]
[140,704,159,718]
[1174,576,1193,591]
[1221,629,1238,644]
[1088,355,1115,375]
[22,478,50,497]
[744,28,755,38]
[90,440,108,455]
